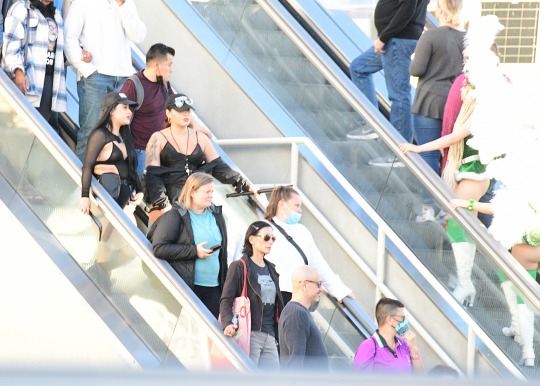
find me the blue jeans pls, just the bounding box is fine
[76,74,127,161]
[135,149,146,179]
[413,114,442,174]
[350,38,417,143]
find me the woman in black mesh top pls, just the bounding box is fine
[79,92,143,214]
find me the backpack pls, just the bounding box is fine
[128,74,170,112]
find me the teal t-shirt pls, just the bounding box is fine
[189,209,223,287]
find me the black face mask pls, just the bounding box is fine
[156,75,164,84]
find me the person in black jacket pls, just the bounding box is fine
[148,172,228,319]
[221,221,284,370]
[144,93,257,223]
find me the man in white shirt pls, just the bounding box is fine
[64,0,146,160]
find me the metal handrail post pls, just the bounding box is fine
[467,327,476,377]
[376,228,386,303]
[291,142,299,187]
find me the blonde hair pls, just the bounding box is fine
[438,0,463,26]
[442,90,477,190]
[178,173,215,209]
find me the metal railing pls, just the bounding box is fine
[215,136,526,379]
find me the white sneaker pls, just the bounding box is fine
[416,206,436,222]
[368,156,404,168]
[347,127,379,140]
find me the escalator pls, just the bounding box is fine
[0,54,375,369]
[132,0,540,378]
[0,71,252,370]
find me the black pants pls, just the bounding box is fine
[37,74,59,133]
[194,285,221,319]
[116,183,131,209]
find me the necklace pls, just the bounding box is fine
[170,127,191,175]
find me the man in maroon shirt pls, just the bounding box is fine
[120,43,210,177]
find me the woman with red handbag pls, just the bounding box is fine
[220,221,284,369]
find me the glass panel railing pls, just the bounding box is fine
[184,0,539,376]
[0,81,250,370]
[315,292,368,370]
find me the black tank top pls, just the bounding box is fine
[159,131,206,171]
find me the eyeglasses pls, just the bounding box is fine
[391,315,406,323]
[174,96,193,107]
[254,234,276,242]
[300,280,322,288]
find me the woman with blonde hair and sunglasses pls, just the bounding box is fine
[220,221,284,369]
[149,172,228,318]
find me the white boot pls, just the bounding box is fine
[501,281,522,344]
[451,242,476,307]
[517,304,535,366]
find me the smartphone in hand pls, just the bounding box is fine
[208,244,222,252]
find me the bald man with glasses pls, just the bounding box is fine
[278,265,328,370]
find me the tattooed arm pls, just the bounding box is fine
[146,132,162,167]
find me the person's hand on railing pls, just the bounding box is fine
[79,197,91,215]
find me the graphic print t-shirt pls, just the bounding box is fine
[39,5,57,75]
[250,260,276,336]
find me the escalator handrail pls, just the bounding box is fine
[256,0,540,317]
[214,136,523,378]
[0,70,255,371]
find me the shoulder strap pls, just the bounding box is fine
[239,259,248,297]
[271,220,308,265]
[158,130,168,142]
[129,75,144,112]
[161,81,169,109]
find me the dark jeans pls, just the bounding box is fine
[194,285,221,319]
[37,74,59,133]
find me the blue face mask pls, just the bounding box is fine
[285,211,302,225]
[395,319,409,336]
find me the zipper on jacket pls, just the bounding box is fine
[247,274,265,332]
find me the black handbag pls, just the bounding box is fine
[97,173,121,199]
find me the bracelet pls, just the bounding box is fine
[468,199,475,211]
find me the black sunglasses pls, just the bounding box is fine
[254,234,276,242]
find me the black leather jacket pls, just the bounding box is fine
[219,255,284,336]
[148,202,228,290]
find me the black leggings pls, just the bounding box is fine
[194,285,221,319]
